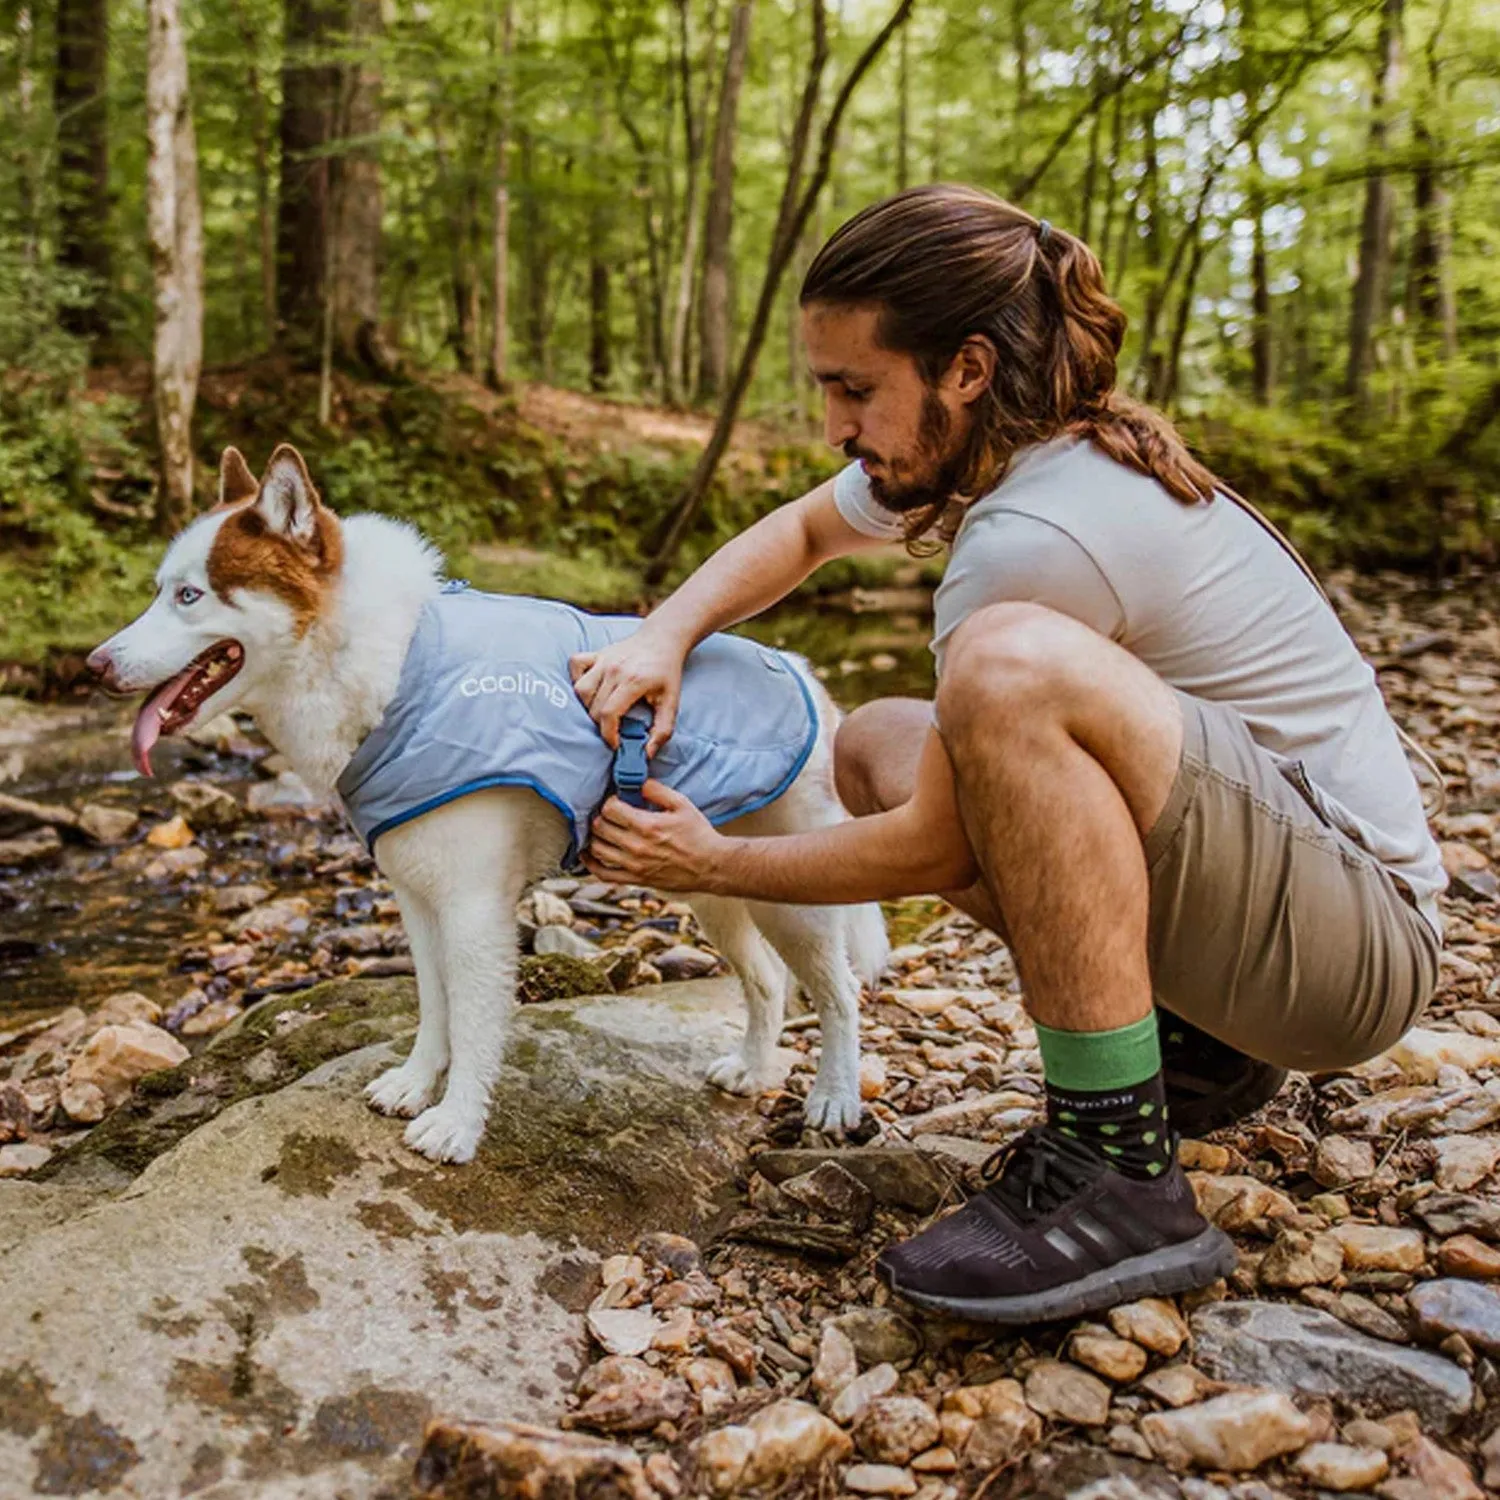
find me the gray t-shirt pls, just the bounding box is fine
[833,437,1445,934]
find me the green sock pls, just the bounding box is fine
[1035,1015,1175,1179]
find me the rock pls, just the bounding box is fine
[1108,1298,1190,1357]
[1141,1390,1313,1471]
[67,1022,190,1108]
[146,814,195,849]
[683,1358,738,1416]
[860,1054,887,1100]
[1190,1173,1296,1231]
[1438,1235,1500,1278]
[0,1082,32,1142]
[1433,1136,1500,1192]
[1413,1193,1500,1241]
[856,1396,940,1464]
[1300,1287,1411,1345]
[531,889,575,928]
[1384,1028,1500,1083]
[211,882,274,915]
[704,1325,758,1382]
[651,1307,695,1352]
[231,895,313,938]
[1107,1424,1155,1461]
[1260,1228,1344,1288]
[779,1161,874,1229]
[518,953,615,1005]
[0,825,62,867]
[169,780,243,829]
[1329,1224,1427,1273]
[844,1463,918,1496]
[246,769,330,815]
[1191,1302,1473,1432]
[812,1322,858,1404]
[571,1368,692,1434]
[1482,1425,1500,1491]
[1178,1139,1232,1171]
[179,1000,242,1037]
[93,991,163,1028]
[637,1231,701,1278]
[1068,1328,1148,1383]
[696,1426,758,1494]
[143,845,208,880]
[535,924,603,960]
[587,1306,663,1357]
[417,1419,653,1500]
[1390,1436,1485,1500]
[1138,1365,1221,1408]
[654,945,720,981]
[76,802,139,843]
[824,1310,919,1371]
[755,1146,955,1213]
[959,1381,1042,1468]
[831,1364,900,1427]
[1315,1135,1377,1187]
[739,1400,851,1489]
[0,1142,51,1176]
[910,1446,958,1474]
[58,1078,107,1124]
[645,1452,682,1498]
[1407,1278,1500,1355]
[1022,1360,1111,1427]
[1341,1417,1407,1452]
[1290,1442,1389,1491]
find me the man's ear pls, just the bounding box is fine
[255,445,322,543]
[218,447,259,507]
[949,334,998,405]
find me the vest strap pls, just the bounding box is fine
[613,711,652,809]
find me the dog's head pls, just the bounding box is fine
[88,444,344,777]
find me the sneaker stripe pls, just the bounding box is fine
[1067,1209,1128,1263]
[1042,1226,1095,1268]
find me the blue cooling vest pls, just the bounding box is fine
[336,586,818,867]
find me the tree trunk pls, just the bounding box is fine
[1160,224,1209,409]
[519,127,549,375]
[227,0,275,345]
[666,0,717,406]
[647,0,915,585]
[146,0,203,532]
[696,0,753,404]
[895,21,909,191]
[1133,103,1166,396]
[487,0,515,390]
[277,0,339,353]
[1249,135,1273,405]
[1345,0,1403,407]
[1410,2,1456,362]
[589,114,613,393]
[332,0,384,370]
[54,0,111,342]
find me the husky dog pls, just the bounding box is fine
[88,444,888,1163]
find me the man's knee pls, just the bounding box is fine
[936,602,1084,735]
[833,698,930,815]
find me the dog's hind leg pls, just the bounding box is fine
[364,888,449,1118]
[747,901,865,1133]
[688,894,792,1099]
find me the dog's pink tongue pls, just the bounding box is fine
[131,669,195,777]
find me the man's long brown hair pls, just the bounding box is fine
[800,184,1220,544]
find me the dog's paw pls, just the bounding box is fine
[803,1082,863,1134]
[403,1103,484,1164]
[706,1052,787,1098]
[365,1062,443,1118]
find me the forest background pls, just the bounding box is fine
[3,0,1499,674]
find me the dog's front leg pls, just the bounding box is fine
[365,889,449,1118]
[402,894,517,1165]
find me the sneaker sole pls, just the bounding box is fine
[1168,1064,1288,1138]
[885,1225,1238,1325]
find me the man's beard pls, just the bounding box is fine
[845,388,968,514]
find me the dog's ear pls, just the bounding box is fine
[255,445,323,544]
[217,447,259,508]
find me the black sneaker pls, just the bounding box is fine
[878,1126,1236,1324]
[1158,1009,1288,1137]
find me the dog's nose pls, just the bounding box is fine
[86,645,117,687]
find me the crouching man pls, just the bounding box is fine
[570,184,1443,1324]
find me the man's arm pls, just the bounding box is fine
[585,726,979,903]
[573,476,890,749]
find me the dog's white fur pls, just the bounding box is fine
[94,451,887,1163]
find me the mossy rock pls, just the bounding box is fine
[517,954,613,1005]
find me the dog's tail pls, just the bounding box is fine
[846,900,890,990]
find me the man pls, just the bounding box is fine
[570,184,1443,1324]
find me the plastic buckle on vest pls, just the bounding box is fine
[613,716,651,810]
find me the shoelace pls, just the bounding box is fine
[979,1125,1107,1219]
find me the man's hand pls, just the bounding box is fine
[570,628,689,754]
[583,780,729,892]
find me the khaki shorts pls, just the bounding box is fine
[1147,692,1441,1071]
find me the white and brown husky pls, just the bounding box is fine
[88,445,886,1163]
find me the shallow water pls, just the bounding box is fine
[0,600,935,1024]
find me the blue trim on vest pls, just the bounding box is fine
[363,774,583,864]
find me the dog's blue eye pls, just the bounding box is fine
[176,585,203,607]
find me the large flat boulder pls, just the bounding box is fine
[0,977,757,1498]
